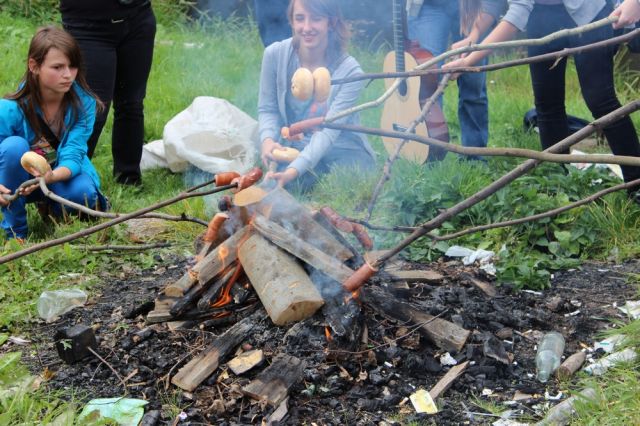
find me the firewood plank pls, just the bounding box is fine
[241,353,306,406]
[193,226,249,284]
[252,214,354,283]
[389,270,445,283]
[460,273,497,298]
[256,187,353,262]
[429,361,469,400]
[171,312,258,392]
[363,286,470,353]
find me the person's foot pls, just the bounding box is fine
[115,173,142,187]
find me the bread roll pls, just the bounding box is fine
[20,151,51,175]
[272,147,299,163]
[312,67,331,102]
[291,67,314,101]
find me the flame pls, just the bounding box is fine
[343,289,360,305]
[211,262,243,308]
[325,326,333,342]
[218,244,229,266]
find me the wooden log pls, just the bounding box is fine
[164,270,198,298]
[171,312,259,392]
[389,270,445,283]
[196,267,236,311]
[238,233,324,325]
[192,226,249,285]
[429,361,469,400]
[256,187,353,262]
[252,214,354,284]
[362,286,470,353]
[312,210,364,265]
[460,273,497,298]
[556,351,586,380]
[241,353,306,406]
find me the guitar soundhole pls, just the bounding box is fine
[398,80,408,97]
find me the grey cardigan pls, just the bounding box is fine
[257,38,374,176]
[503,0,606,31]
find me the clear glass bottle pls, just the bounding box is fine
[535,331,565,382]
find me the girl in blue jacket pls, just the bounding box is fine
[0,26,107,241]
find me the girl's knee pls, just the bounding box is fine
[0,136,30,162]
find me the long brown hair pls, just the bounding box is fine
[460,0,481,37]
[5,26,103,143]
[287,0,350,64]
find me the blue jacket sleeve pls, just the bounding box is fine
[0,99,25,141]
[56,85,95,177]
[289,57,365,175]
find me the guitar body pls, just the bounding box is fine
[381,51,430,163]
[380,0,450,164]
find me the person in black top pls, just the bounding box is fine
[59,0,156,186]
[254,0,291,47]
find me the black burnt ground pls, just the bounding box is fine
[10,254,639,425]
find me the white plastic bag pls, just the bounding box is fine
[161,96,258,174]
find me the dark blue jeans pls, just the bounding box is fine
[407,1,489,153]
[0,137,106,239]
[527,4,640,183]
[253,0,290,47]
[62,5,156,185]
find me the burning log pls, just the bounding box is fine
[252,214,354,284]
[171,311,261,392]
[238,233,324,325]
[196,267,237,311]
[363,286,470,353]
[241,353,306,406]
[256,188,353,263]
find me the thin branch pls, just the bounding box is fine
[0,183,237,264]
[431,178,640,241]
[331,28,640,85]
[365,74,451,221]
[72,242,172,252]
[351,178,640,241]
[327,16,617,122]
[87,347,128,395]
[370,99,640,268]
[323,122,640,167]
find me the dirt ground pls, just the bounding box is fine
[6,252,639,425]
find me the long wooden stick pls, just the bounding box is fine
[365,74,451,221]
[324,122,640,167]
[328,16,618,122]
[331,28,640,85]
[0,182,237,264]
[370,100,640,268]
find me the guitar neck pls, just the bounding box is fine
[392,0,405,73]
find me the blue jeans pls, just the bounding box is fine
[0,136,105,239]
[253,0,290,47]
[408,1,489,153]
[527,4,640,183]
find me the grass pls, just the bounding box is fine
[0,6,640,424]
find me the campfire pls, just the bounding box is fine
[145,184,473,410]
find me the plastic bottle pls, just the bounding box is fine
[37,288,88,323]
[535,331,565,382]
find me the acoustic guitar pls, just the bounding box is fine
[380,0,449,163]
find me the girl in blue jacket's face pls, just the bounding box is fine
[291,0,330,54]
[28,47,78,100]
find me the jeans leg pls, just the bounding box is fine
[573,13,640,182]
[63,22,118,159]
[527,6,572,152]
[111,8,156,185]
[47,173,103,216]
[0,137,31,238]
[457,57,489,150]
[407,3,455,109]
